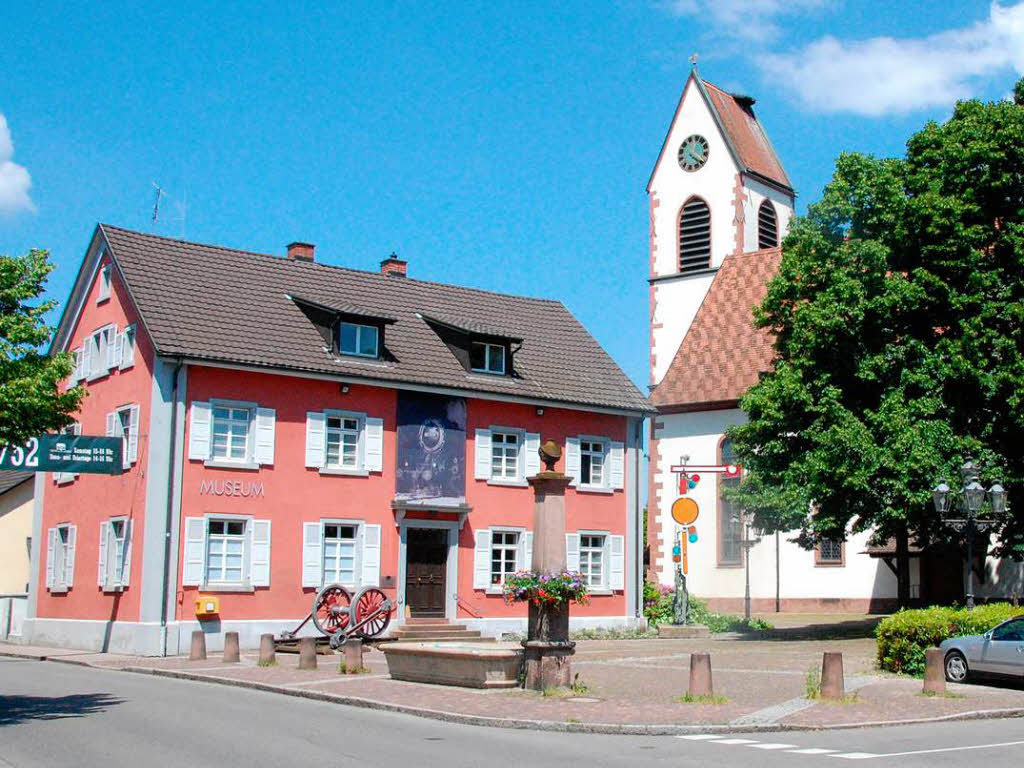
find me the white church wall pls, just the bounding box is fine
[650,273,716,385]
[741,176,795,253]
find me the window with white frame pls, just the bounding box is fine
[325,415,360,469]
[86,326,116,379]
[490,430,520,480]
[54,423,81,483]
[339,322,379,357]
[579,534,606,588]
[206,519,246,584]
[46,523,76,590]
[579,440,606,487]
[212,405,252,462]
[490,530,520,585]
[98,264,112,302]
[107,404,140,468]
[99,518,130,589]
[470,342,505,374]
[119,325,136,369]
[322,524,358,585]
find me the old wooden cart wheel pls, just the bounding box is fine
[312,584,352,636]
[351,587,392,639]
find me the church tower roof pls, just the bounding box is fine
[647,71,793,194]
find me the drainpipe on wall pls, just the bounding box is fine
[635,417,644,622]
[159,359,184,656]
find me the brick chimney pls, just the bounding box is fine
[287,242,315,261]
[380,252,407,277]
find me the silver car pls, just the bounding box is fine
[940,616,1024,682]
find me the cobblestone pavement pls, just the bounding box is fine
[4,637,1024,730]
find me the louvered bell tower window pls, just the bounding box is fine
[758,200,778,250]
[678,198,712,273]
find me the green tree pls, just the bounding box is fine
[0,249,83,447]
[726,81,1024,605]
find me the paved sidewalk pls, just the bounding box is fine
[3,637,1023,733]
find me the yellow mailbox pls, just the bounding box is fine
[194,595,220,617]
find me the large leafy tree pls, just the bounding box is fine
[0,249,83,447]
[727,82,1024,604]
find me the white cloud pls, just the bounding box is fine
[660,0,833,43]
[762,1,1024,116]
[0,113,34,216]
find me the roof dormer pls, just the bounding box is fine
[418,313,522,377]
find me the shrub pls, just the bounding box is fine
[875,603,1024,675]
[643,581,675,626]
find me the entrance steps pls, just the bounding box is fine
[390,619,495,643]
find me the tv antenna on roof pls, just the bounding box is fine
[150,182,188,238]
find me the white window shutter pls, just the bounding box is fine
[474,429,492,480]
[106,412,118,438]
[121,520,132,587]
[609,441,624,490]
[127,405,140,466]
[182,517,206,586]
[57,423,83,484]
[46,528,56,588]
[254,407,276,465]
[473,529,491,589]
[65,525,76,587]
[97,521,109,587]
[69,348,82,385]
[361,524,381,587]
[302,522,323,587]
[565,533,580,572]
[250,519,271,587]
[522,532,533,571]
[565,437,581,487]
[82,338,93,379]
[524,432,541,478]
[364,417,384,472]
[105,326,119,370]
[305,411,326,468]
[121,327,136,369]
[609,535,625,590]
[188,401,212,461]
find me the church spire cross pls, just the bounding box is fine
[689,52,699,69]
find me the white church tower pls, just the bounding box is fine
[646,68,905,613]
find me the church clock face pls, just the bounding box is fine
[678,135,709,172]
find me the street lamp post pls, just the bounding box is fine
[932,459,1007,611]
[731,511,759,621]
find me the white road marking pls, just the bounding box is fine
[748,743,797,750]
[789,748,838,754]
[712,739,760,745]
[830,753,879,760]
[831,740,1024,759]
[677,735,725,740]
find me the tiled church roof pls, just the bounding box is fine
[651,247,782,409]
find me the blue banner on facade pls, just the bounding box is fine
[394,392,466,505]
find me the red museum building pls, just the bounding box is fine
[23,225,651,655]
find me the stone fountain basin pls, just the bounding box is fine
[382,641,523,689]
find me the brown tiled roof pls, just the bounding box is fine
[0,470,33,497]
[702,81,792,192]
[651,247,782,409]
[99,225,652,414]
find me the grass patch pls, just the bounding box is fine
[918,690,966,699]
[806,665,822,699]
[338,662,370,675]
[565,717,581,724]
[257,659,277,668]
[676,692,729,705]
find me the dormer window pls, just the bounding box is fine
[339,322,379,358]
[471,342,505,375]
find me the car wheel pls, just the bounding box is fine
[945,650,969,683]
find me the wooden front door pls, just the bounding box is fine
[405,528,448,617]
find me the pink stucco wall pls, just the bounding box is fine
[37,255,154,622]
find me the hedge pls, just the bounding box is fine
[875,603,1024,675]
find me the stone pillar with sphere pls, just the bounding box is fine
[522,440,576,690]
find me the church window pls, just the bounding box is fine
[718,437,742,566]
[758,200,778,250]
[678,198,712,273]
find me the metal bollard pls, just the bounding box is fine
[298,636,318,670]
[687,652,713,698]
[189,630,207,661]
[223,631,240,663]
[258,633,276,666]
[923,648,946,695]
[821,652,845,699]
[342,638,363,673]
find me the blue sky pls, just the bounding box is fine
[2,1,1022,390]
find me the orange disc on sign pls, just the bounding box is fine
[671,497,699,526]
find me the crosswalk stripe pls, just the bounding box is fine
[789,748,839,754]
[677,735,725,741]
[712,739,760,745]
[748,743,797,750]
[830,753,879,760]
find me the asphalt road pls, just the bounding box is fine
[3,656,1024,767]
